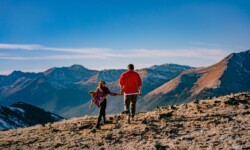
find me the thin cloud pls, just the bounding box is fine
[0,43,110,54]
[0,54,107,60]
[0,43,42,50]
[41,47,110,54]
[112,49,230,60]
[98,49,230,60]
[0,43,231,61]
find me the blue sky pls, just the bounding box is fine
[0,0,250,74]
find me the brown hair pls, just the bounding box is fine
[97,80,107,93]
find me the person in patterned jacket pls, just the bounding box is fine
[89,80,120,129]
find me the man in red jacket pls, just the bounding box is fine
[119,64,142,123]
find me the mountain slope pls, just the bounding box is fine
[0,102,63,130]
[0,92,249,149]
[141,50,250,111]
[0,71,41,100]
[138,64,192,94]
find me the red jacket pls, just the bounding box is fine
[119,70,142,94]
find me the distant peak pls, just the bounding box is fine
[70,64,88,70]
[44,65,90,76]
[240,49,250,54]
[149,63,192,69]
[12,101,26,105]
[231,49,250,55]
[11,70,23,74]
[10,70,25,76]
[223,49,250,61]
[11,101,33,107]
[241,49,250,53]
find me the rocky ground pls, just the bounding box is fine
[0,92,250,150]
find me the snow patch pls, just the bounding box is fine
[0,118,14,130]
[51,114,61,120]
[8,106,25,113]
[8,116,26,127]
[243,68,250,74]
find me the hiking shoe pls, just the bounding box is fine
[131,116,135,121]
[127,115,131,124]
[121,110,129,114]
[90,128,96,133]
[95,125,101,129]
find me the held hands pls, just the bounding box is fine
[139,91,142,97]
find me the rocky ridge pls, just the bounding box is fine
[0,102,64,130]
[0,92,249,149]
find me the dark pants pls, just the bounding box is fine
[96,99,106,127]
[124,94,137,118]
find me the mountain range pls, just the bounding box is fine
[0,50,249,118]
[0,63,191,118]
